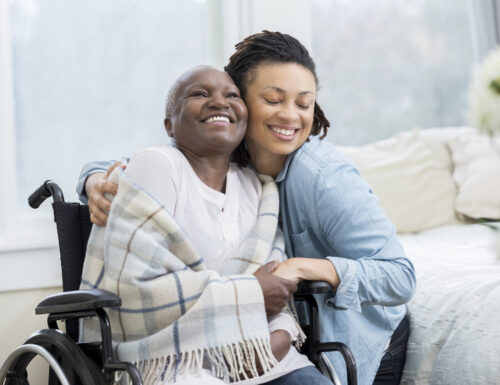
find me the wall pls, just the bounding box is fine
[0,286,62,385]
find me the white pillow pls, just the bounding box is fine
[336,131,458,233]
[418,126,475,171]
[449,134,500,220]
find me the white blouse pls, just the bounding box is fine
[124,144,312,383]
[125,144,262,270]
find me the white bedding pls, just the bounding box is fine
[399,224,500,385]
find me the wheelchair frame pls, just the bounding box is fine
[0,180,357,385]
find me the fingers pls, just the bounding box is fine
[92,190,112,212]
[276,275,297,294]
[88,176,116,226]
[263,260,280,273]
[106,161,124,176]
[90,210,107,226]
[89,192,110,225]
[287,280,298,293]
[100,181,118,196]
[94,171,117,195]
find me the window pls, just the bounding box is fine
[0,0,221,289]
[10,0,214,209]
[311,0,475,145]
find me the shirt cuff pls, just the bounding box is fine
[326,257,362,312]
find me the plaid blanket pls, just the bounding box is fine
[80,168,290,383]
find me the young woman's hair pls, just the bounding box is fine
[225,30,330,166]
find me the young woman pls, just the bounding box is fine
[79,32,415,385]
[225,31,416,385]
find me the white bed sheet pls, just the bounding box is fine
[399,224,500,385]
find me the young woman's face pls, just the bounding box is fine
[243,63,316,160]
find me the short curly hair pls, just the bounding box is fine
[224,31,330,166]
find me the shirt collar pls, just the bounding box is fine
[244,141,298,183]
[275,150,297,183]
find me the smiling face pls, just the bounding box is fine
[165,67,247,158]
[243,63,317,169]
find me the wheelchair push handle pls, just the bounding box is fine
[28,180,65,208]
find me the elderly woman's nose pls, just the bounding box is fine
[208,92,229,108]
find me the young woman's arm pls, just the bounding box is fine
[273,257,339,289]
[313,162,416,310]
[279,157,416,311]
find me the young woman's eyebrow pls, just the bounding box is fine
[262,86,314,95]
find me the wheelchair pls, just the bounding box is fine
[0,180,357,385]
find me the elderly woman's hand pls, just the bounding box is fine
[254,261,297,316]
[86,161,124,226]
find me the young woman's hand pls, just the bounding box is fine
[272,258,341,289]
[86,161,125,226]
[271,259,302,284]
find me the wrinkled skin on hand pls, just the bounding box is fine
[253,261,297,316]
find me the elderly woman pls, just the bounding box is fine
[80,65,331,385]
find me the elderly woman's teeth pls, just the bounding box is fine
[270,127,294,136]
[206,116,230,123]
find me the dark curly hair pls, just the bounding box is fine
[224,30,330,166]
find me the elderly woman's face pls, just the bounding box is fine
[166,68,247,157]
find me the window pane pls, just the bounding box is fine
[311,0,474,145]
[10,0,211,208]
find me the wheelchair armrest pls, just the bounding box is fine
[35,289,121,315]
[296,280,333,296]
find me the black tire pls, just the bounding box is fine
[5,329,105,385]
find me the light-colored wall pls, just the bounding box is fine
[0,286,62,385]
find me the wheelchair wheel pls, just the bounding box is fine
[0,329,106,385]
[318,352,342,385]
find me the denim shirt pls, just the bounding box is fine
[77,140,416,385]
[276,137,416,385]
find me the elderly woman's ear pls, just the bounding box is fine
[164,118,174,137]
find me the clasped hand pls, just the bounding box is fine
[253,259,306,316]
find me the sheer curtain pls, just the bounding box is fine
[468,0,500,61]
[8,0,213,208]
[310,0,475,145]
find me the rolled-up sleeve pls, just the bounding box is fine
[76,160,117,204]
[314,162,416,312]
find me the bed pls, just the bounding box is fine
[336,126,500,384]
[399,223,500,384]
